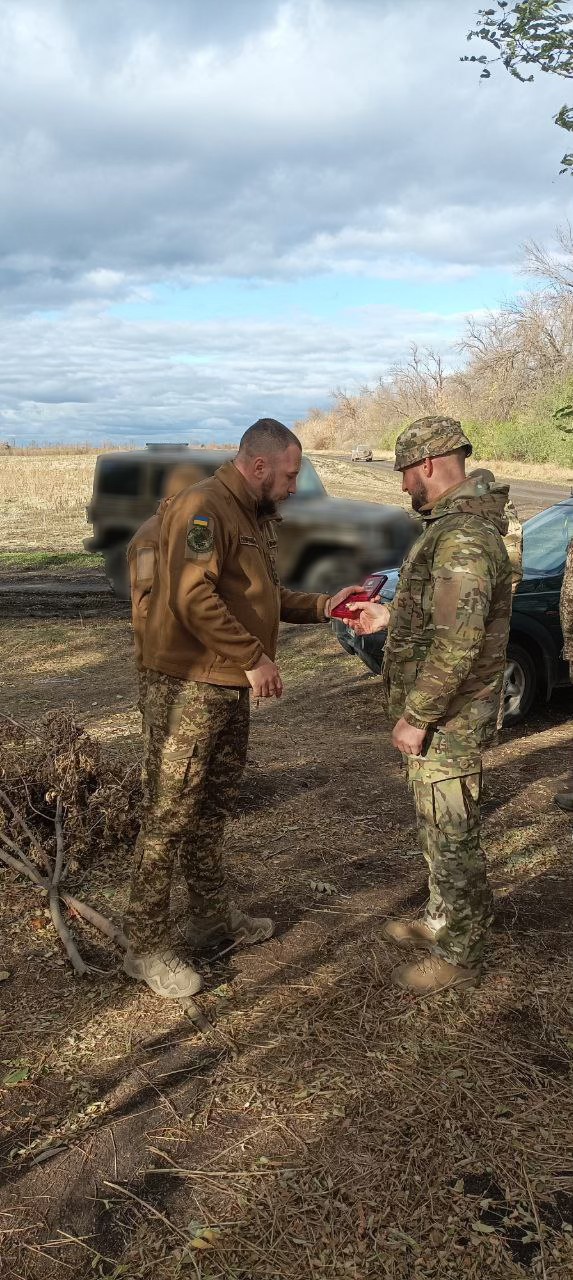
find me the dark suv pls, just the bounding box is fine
[84,444,417,597]
[333,498,573,725]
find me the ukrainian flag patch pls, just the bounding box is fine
[185,513,215,559]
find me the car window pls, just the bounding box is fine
[96,458,140,496]
[296,457,325,497]
[523,503,573,576]
[150,464,168,497]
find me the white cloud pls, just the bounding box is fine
[0,303,476,443]
[0,0,571,438]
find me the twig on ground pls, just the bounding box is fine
[522,1164,548,1280]
[102,1180,192,1244]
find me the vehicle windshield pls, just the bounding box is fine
[523,502,573,577]
[296,457,325,497]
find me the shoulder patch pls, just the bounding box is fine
[185,514,215,560]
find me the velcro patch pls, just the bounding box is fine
[136,547,155,584]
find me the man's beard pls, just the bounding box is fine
[410,478,429,513]
[258,475,279,519]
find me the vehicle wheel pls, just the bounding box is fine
[502,641,537,726]
[104,544,130,598]
[301,554,360,595]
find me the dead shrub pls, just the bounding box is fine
[0,709,141,875]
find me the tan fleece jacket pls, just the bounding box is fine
[142,461,329,685]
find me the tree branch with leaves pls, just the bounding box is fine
[463,1,573,172]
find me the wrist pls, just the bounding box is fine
[403,710,431,731]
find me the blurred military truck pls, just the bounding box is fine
[84,444,417,598]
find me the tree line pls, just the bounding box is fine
[296,230,573,465]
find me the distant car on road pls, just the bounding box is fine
[85,444,418,598]
[332,498,573,725]
[351,444,373,463]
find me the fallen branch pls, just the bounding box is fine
[62,896,128,950]
[0,824,127,971]
[48,885,88,977]
[53,796,65,888]
[0,840,48,889]
[0,785,52,873]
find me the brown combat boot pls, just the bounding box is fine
[184,905,274,950]
[554,791,573,812]
[391,954,481,994]
[381,917,441,951]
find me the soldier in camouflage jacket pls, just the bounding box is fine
[348,417,513,995]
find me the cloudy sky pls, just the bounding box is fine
[1,0,571,444]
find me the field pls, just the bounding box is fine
[1,452,573,1279]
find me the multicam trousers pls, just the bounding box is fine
[125,671,250,952]
[406,731,493,968]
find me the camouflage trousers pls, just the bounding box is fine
[125,671,250,952]
[137,668,150,718]
[406,731,493,968]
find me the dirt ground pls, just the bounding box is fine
[1,613,573,1279]
[1,454,573,1278]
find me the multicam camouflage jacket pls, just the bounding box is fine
[560,538,573,671]
[382,478,513,745]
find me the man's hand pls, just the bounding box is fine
[345,601,391,635]
[324,584,362,618]
[391,717,427,756]
[245,653,283,699]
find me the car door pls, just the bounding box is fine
[517,500,573,689]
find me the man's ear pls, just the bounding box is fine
[422,457,434,478]
[252,456,266,478]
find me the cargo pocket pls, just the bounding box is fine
[431,771,481,838]
[143,679,185,737]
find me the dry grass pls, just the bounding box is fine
[1,621,573,1278]
[0,453,99,551]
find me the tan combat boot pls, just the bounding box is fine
[554,791,573,812]
[184,905,274,950]
[381,916,443,951]
[391,954,481,994]
[123,947,203,998]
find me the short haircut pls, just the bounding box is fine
[238,418,301,457]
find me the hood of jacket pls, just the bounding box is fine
[421,476,510,536]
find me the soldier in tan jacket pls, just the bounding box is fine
[123,419,358,999]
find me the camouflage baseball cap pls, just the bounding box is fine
[394,416,473,471]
